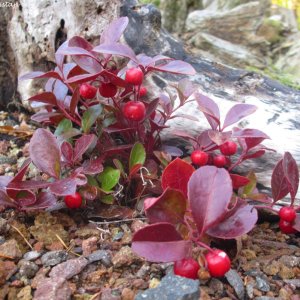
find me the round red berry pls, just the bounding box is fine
[99,82,117,98]
[220,141,237,156]
[279,207,296,222]
[205,249,231,278]
[79,83,97,99]
[279,219,297,234]
[191,150,209,166]
[213,155,226,168]
[139,86,147,97]
[64,192,82,209]
[174,258,200,279]
[125,68,144,85]
[123,101,146,121]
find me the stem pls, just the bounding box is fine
[194,239,213,252]
[228,155,243,172]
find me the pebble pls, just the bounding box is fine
[112,246,141,268]
[208,278,224,297]
[18,260,39,279]
[0,218,10,234]
[283,279,300,288]
[225,269,245,300]
[278,255,300,268]
[121,287,135,300]
[82,236,98,256]
[278,265,295,279]
[0,239,22,259]
[23,251,42,261]
[41,250,68,267]
[87,250,112,267]
[246,282,255,298]
[136,264,150,278]
[255,276,270,292]
[135,274,200,300]
[17,285,32,300]
[262,261,280,276]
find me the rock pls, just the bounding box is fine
[49,257,88,280]
[262,261,280,276]
[225,269,245,300]
[135,274,200,300]
[41,250,68,267]
[0,260,17,285]
[17,285,32,300]
[87,250,112,267]
[0,239,22,259]
[278,265,295,280]
[100,288,121,300]
[0,218,10,234]
[82,236,98,256]
[112,246,141,268]
[208,278,224,297]
[23,251,42,261]
[18,260,39,279]
[75,227,101,239]
[121,287,135,300]
[278,255,300,268]
[255,276,270,292]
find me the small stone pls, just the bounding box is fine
[75,227,100,239]
[279,265,295,279]
[279,255,300,268]
[149,278,160,289]
[17,285,32,300]
[101,288,121,300]
[246,283,254,298]
[225,269,245,300]
[112,231,124,241]
[279,287,292,300]
[0,239,22,259]
[0,261,17,285]
[241,249,257,260]
[18,260,39,279]
[136,264,150,278]
[112,246,141,268]
[283,279,300,288]
[135,274,200,300]
[132,279,148,290]
[10,280,24,287]
[0,218,10,235]
[82,237,98,256]
[41,250,68,267]
[262,261,280,276]
[23,251,42,261]
[121,288,135,300]
[255,276,270,292]
[87,250,112,267]
[209,278,224,298]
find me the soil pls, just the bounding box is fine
[0,111,299,300]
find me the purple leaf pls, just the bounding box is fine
[31,111,63,124]
[242,149,266,161]
[62,63,77,80]
[93,43,138,63]
[55,40,68,70]
[148,60,196,75]
[100,17,129,44]
[56,46,97,59]
[144,188,187,224]
[73,134,97,162]
[194,92,220,130]
[53,80,68,104]
[232,128,270,139]
[239,137,266,151]
[8,180,51,190]
[208,130,232,146]
[132,222,192,262]
[82,157,104,175]
[101,69,129,88]
[223,104,257,129]
[206,200,258,239]
[49,178,77,196]
[61,141,74,163]
[144,98,160,120]
[7,189,36,206]
[23,192,57,210]
[188,166,232,236]
[271,158,289,202]
[66,71,102,84]
[29,129,61,179]
[69,87,80,114]
[28,92,57,106]
[0,190,17,208]
[10,158,31,183]
[19,71,62,81]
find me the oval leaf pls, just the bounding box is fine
[129,142,146,171]
[145,188,187,224]
[132,222,192,262]
[100,17,129,44]
[188,166,232,236]
[82,104,103,134]
[271,158,289,202]
[49,178,77,196]
[161,158,195,198]
[97,167,120,192]
[29,129,61,179]
[148,60,196,75]
[230,174,250,190]
[73,134,97,162]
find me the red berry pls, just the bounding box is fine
[279,207,296,222]
[213,155,226,168]
[205,249,231,278]
[64,192,82,209]
[99,82,117,98]
[79,83,97,99]
[139,86,147,97]
[123,101,146,121]
[220,141,237,156]
[279,219,297,234]
[174,258,200,279]
[125,68,144,85]
[191,150,209,166]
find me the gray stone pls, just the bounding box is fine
[0,236,5,245]
[255,276,270,292]
[225,269,245,300]
[278,255,300,268]
[23,251,42,261]
[135,274,200,300]
[87,250,112,267]
[18,260,39,279]
[41,250,68,267]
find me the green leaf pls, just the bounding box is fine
[101,194,115,204]
[113,159,126,177]
[82,104,103,133]
[97,167,120,192]
[242,171,257,196]
[87,175,99,187]
[129,142,146,171]
[54,119,73,136]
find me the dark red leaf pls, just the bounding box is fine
[194,92,220,130]
[144,98,160,120]
[132,222,192,262]
[28,92,57,106]
[206,200,258,239]
[19,71,62,81]
[73,134,97,162]
[100,17,129,44]
[23,192,57,210]
[188,166,232,236]
[31,111,64,124]
[49,178,77,196]
[101,69,129,88]
[144,188,187,224]
[0,190,17,208]
[7,180,51,190]
[7,189,36,207]
[271,158,289,202]
[230,174,250,189]
[69,87,80,114]
[161,158,195,198]
[223,104,257,129]
[129,164,142,178]
[148,60,196,75]
[208,130,232,146]
[61,141,74,163]
[10,158,31,183]
[82,157,104,175]
[29,129,61,179]
[242,149,266,161]
[66,72,102,84]
[232,128,270,139]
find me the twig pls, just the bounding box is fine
[55,234,81,257]
[11,224,33,250]
[89,217,146,225]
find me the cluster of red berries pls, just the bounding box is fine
[174,249,231,279]
[79,68,147,122]
[278,207,297,234]
[191,141,237,168]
